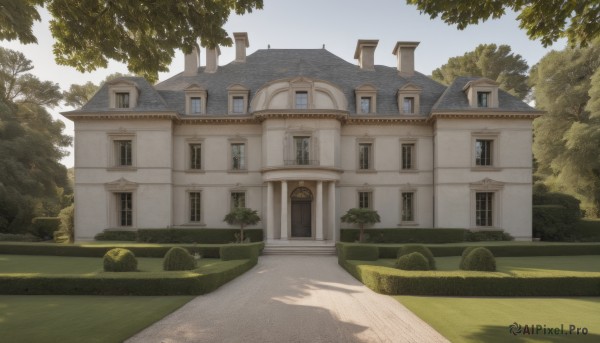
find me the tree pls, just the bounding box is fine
[407,0,600,48]
[531,39,600,217]
[340,208,381,243]
[223,207,261,243]
[0,47,72,233]
[432,44,530,99]
[1,1,264,82]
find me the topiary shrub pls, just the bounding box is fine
[103,248,138,272]
[461,247,496,271]
[459,246,478,269]
[395,252,430,270]
[339,245,379,261]
[397,244,436,270]
[163,247,197,271]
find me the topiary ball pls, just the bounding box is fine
[163,247,197,271]
[103,248,137,272]
[459,246,478,269]
[461,247,496,271]
[395,252,430,271]
[397,244,436,270]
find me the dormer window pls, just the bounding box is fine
[463,78,499,108]
[295,91,308,109]
[355,84,377,114]
[227,84,249,114]
[397,84,421,115]
[477,92,491,108]
[108,79,139,109]
[184,84,207,115]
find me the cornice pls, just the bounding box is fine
[61,111,178,120]
[261,165,344,173]
[346,115,429,125]
[253,110,349,122]
[178,115,258,125]
[429,110,543,121]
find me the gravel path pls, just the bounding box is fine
[126,255,448,343]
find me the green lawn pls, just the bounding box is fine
[0,295,193,343]
[396,296,600,343]
[0,254,224,274]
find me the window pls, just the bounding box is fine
[477,92,490,108]
[360,97,371,114]
[115,92,130,108]
[294,136,310,165]
[401,143,414,170]
[189,192,202,222]
[358,143,372,170]
[231,143,246,170]
[190,97,202,114]
[475,192,493,226]
[117,192,133,226]
[403,97,415,114]
[295,91,308,109]
[401,192,414,222]
[115,140,132,166]
[232,96,245,114]
[231,192,246,210]
[358,191,372,209]
[190,143,202,170]
[475,139,493,166]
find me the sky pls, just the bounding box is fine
[1,0,566,168]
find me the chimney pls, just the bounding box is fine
[392,41,420,76]
[205,46,221,73]
[354,39,379,71]
[183,44,200,76]
[233,32,250,62]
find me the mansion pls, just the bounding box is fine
[63,33,541,242]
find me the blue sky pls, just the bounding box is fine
[1,0,566,167]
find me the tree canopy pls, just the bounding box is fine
[0,0,264,82]
[0,47,72,233]
[531,39,600,217]
[340,208,381,243]
[407,0,600,48]
[431,44,530,99]
[223,207,261,242]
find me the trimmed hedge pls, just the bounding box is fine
[95,230,137,241]
[397,244,436,269]
[465,230,512,242]
[0,233,40,242]
[30,217,61,240]
[395,252,430,271]
[219,244,261,261]
[341,260,600,296]
[339,245,379,261]
[137,228,264,243]
[460,247,496,272]
[103,248,138,272]
[0,259,257,295]
[163,247,197,271]
[341,228,466,243]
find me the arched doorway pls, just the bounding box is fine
[291,187,312,237]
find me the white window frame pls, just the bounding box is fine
[471,132,500,171]
[108,80,138,109]
[399,188,418,226]
[397,83,421,115]
[228,137,248,172]
[470,178,504,229]
[356,137,375,172]
[108,132,136,170]
[105,178,138,229]
[399,138,418,172]
[184,84,207,115]
[188,190,203,224]
[227,84,249,114]
[355,84,377,114]
[357,188,374,209]
[229,190,247,210]
[294,91,309,110]
[186,138,205,172]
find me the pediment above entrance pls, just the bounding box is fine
[262,168,342,182]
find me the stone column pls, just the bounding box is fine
[316,181,323,240]
[280,180,288,239]
[328,181,336,241]
[266,181,274,240]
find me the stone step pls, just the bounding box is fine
[262,245,337,255]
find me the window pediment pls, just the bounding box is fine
[355,84,377,114]
[470,178,504,191]
[397,83,421,115]
[463,78,499,108]
[105,178,138,191]
[107,79,139,109]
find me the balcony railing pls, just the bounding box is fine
[284,159,320,166]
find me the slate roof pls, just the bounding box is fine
[67,49,539,116]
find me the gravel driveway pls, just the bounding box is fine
[126,255,448,343]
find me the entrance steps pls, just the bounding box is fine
[263,240,337,255]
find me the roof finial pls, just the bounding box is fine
[268,44,270,49]
[322,44,325,49]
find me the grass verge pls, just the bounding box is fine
[395,296,600,343]
[0,295,193,343]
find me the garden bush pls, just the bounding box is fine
[103,248,138,272]
[339,244,379,261]
[95,230,137,241]
[340,228,466,243]
[163,247,197,271]
[465,230,512,241]
[137,228,264,243]
[459,246,477,269]
[397,244,436,269]
[395,252,430,271]
[219,244,261,261]
[0,233,40,242]
[30,217,61,240]
[460,247,496,271]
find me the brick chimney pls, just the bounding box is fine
[392,42,420,76]
[233,32,250,62]
[183,44,200,76]
[205,46,221,73]
[354,39,379,71]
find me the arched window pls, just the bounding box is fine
[291,187,313,201]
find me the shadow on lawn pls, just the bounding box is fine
[465,325,600,343]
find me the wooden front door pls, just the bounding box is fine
[291,201,311,237]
